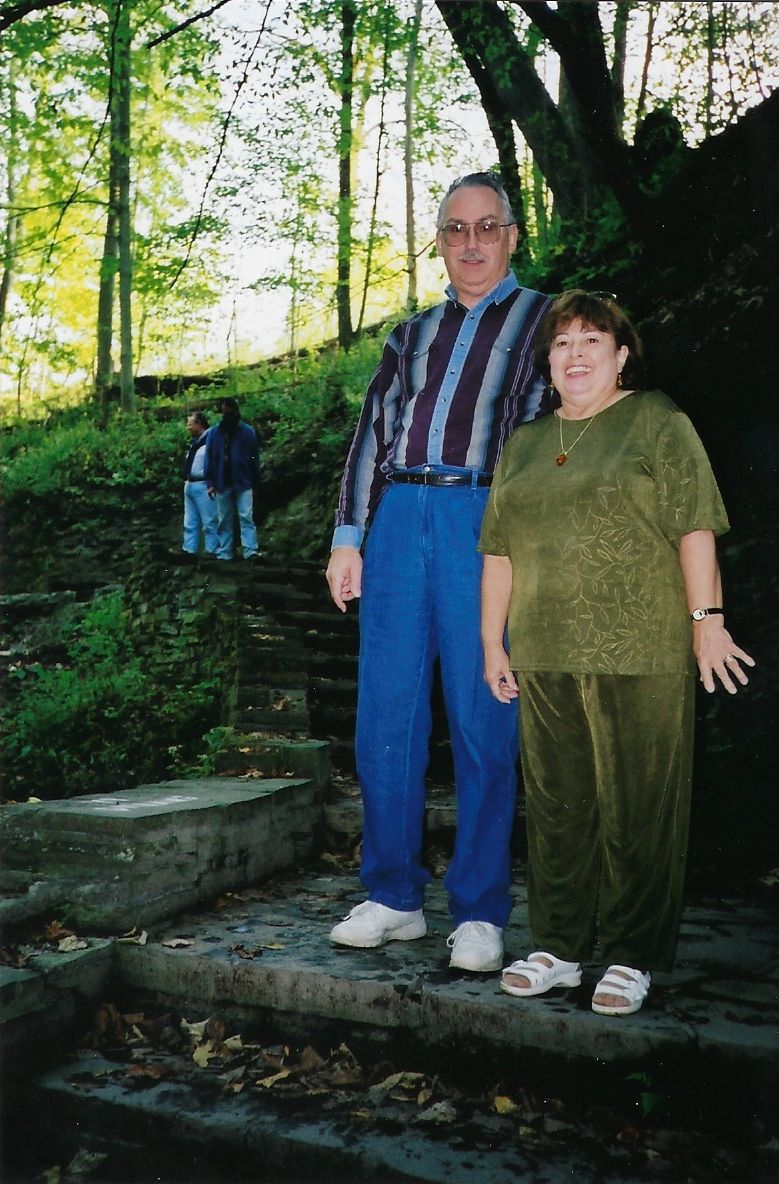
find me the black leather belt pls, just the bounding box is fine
[186,476,208,482]
[390,470,491,488]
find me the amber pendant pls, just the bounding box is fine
[555,453,568,466]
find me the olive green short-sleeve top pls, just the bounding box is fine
[478,391,729,675]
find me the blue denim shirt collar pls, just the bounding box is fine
[444,270,520,312]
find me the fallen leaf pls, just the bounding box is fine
[181,1018,208,1042]
[369,1071,425,1098]
[27,796,43,803]
[259,942,285,950]
[256,1068,293,1088]
[193,1040,221,1068]
[299,1045,326,1072]
[127,1063,170,1083]
[231,944,263,959]
[116,928,148,945]
[45,920,74,941]
[160,938,194,949]
[416,1100,457,1125]
[0,946,31,968]
[58,935,89,952]
[64,1147,108,1176]
[494,1095,520,1115]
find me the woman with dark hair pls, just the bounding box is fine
[479,290,754,1016]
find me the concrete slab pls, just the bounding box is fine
[27,1052,633,1184]
[1,941,113,1073]
[116,869,779,1088]
[0,777,321,930]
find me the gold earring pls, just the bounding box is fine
[617,371,623,388]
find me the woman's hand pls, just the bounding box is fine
[484,643,519,703]
[693,619,755,694]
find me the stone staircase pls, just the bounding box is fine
[212,560,467,858]
[2,562,778,1183]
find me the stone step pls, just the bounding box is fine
[236,707,311,732]
[323,782,458,839]
[1,943,113,1078]
[308,675,356,706]
[302,630,360,658]
[21,1048,632,1184]
[0,778,320,933]
[237,667,308,690]
[235,684,309,710]
[214,737,330,784]
[308,650,358,679]
[111,868,778,1114]
[320,735,456,784]
[278,608,360,635]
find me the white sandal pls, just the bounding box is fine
[591,965,651,1016]
[500,951,582,997]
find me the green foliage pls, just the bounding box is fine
[2,589,219,801]
[0,414,183,500]
[185,726,235,777]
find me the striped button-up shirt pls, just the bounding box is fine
[333,273,551,549]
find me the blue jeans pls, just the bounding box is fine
[214,487,259,559]
[183,481,218,555]
[357,479,518,928]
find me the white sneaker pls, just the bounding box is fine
[329,900,427,948]
[447,921,504,972]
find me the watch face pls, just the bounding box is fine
[691,609,706,620]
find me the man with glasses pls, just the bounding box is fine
[326,172,550,972]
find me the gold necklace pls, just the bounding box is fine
[555,395,618,466]
[551,414,594,464]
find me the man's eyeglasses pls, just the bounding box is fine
[438,218,515,246]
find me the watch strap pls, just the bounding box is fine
[690,607,724,621]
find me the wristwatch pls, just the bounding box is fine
[690,607,724,621]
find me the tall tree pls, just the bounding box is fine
[335,0,355,349]
[402,0,423,313]
[112,0,134,411]
[435,0,601,224]
[94,1,122,414]
[0,52,19,345]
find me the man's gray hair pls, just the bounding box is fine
[437,172,514,228]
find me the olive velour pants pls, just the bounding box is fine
[518,671,695,973]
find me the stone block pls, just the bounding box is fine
[215,737,330,785]
[0,778,321,931]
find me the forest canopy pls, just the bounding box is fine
[1,0,777,413]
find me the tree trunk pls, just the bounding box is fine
[356,7,390,334]
[403,0,423,313]
[94,5,121,417]
[611,1,629,131]
[0,55,19,348]
[115,0,134,411]
[516,0,646,228]
[636,1,657,124]
[335,0,355,350]
[435,0,595,223]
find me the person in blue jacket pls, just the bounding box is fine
[205,397,261,560]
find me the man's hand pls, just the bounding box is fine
[326,546,363,613]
